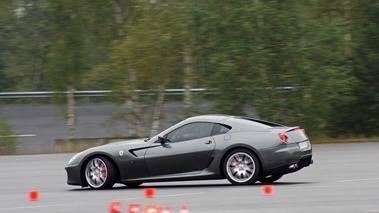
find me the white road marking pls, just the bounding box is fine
[231,177,379,192]
[157,192,206,198]
[117,192,206,201]
[0,203,86,211]
[190,211,288,213]
[337,177,379,183]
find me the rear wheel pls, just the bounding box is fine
[258,174,283,183]
[223,149,260,185]
[84,156,116,189]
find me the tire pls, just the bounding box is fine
[84,156,116,189]
[223,149,260,185]
[258,174,283,183]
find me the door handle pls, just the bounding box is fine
[205,140,212,144]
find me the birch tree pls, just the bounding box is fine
[46,1,90,139]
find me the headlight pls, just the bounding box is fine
[67,152,82,165]
[68,156,76,165]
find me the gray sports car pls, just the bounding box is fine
[65,115,312,189]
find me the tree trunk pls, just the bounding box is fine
[111,0,143,137]
[110,0,124,38]
[181,11,193,115]
[257,14,267,80]
[126,94,144,137]
[150,84,165,137]
[183,45,193,111]
[67,84,76,139]
[344,0,352,61]
[125,68,144,137]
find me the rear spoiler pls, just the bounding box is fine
[285,127,301,133]
[286,127,307,135]
[239,117,284,127]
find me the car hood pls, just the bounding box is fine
[100,138,146,147]
[82,138,149,154]
[67,138,151,166]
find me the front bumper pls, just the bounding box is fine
[65,165,85,186]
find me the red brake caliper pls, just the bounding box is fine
[101,165,107,179]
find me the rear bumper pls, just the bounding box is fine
[260,141,313,176]
[263,154,313,175]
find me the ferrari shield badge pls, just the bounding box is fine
[119,150,124,156]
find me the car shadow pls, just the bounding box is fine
[68,181,314,191]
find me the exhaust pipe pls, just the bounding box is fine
[289,163,298,170]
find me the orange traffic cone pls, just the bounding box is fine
[28,191,40,201]
[144,188,156,198]
[261,185,275,196]
[144,204,158,213]
[109,201,122,213]
[179,205,189,213]
[128,203,142,213]
[157,206,172,213]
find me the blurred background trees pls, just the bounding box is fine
[0,0,378,139]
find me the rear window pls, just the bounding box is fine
[211,123,232,135]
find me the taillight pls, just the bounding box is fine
[301,129,306,133]
[278,133,287,143]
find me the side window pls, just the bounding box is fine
[166,122,214,142]
[211,123,232,135]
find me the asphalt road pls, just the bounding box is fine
[1,142,378,213]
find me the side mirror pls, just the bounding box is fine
[158,136,171,148]
[158,136,166,145]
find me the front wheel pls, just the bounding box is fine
[223,149,260,185]
[84,156,116,189]
[258,174,283,183]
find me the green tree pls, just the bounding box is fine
[46,1,91,139]
[192,0,356,137]
[0,0,377,140]
[98,1,194,136]
[0,0,51,91]
[328,0,379,136]
[0,1,19,91]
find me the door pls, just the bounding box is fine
[145,122,216,177]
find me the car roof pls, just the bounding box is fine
[185,114,284,129]
[185,114,235,122]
